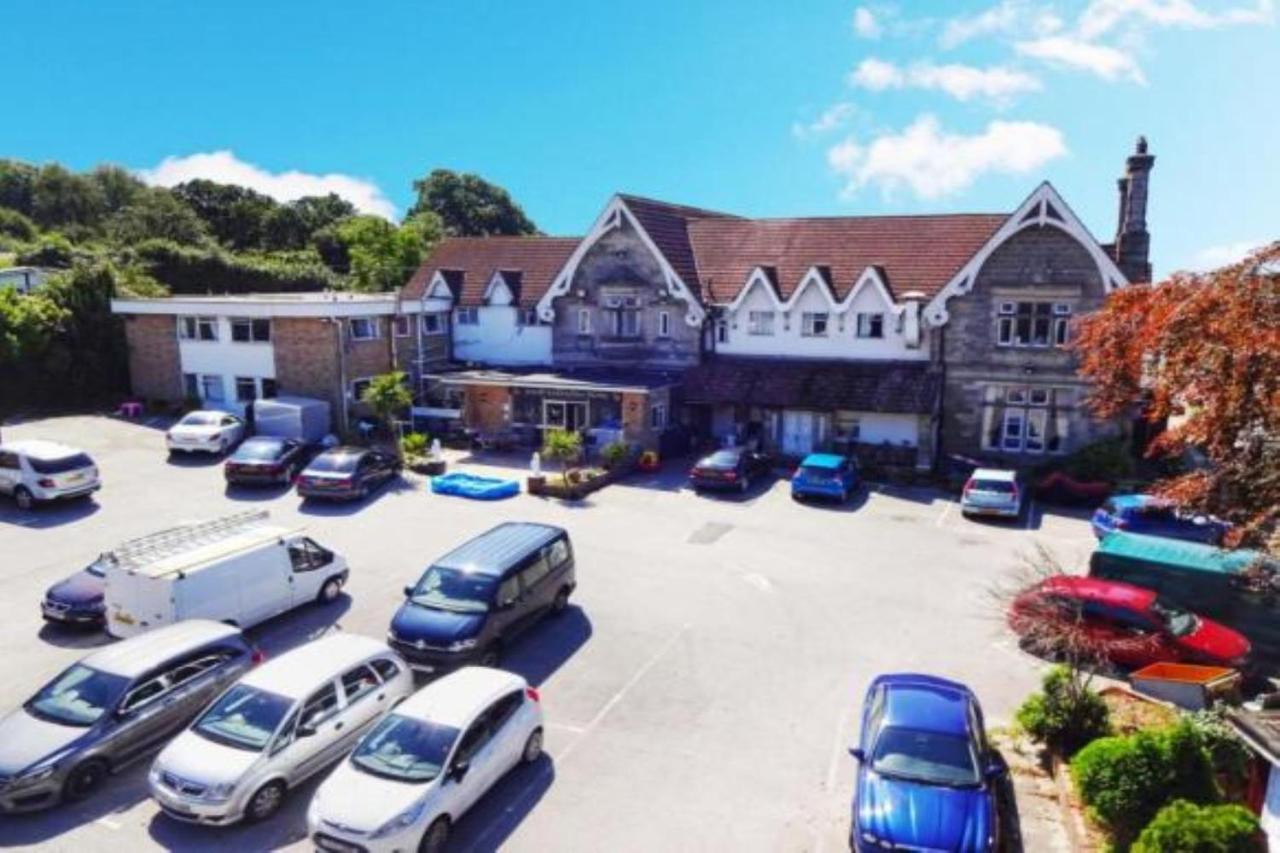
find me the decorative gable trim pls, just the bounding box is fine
[425,272,455,302]
[788,266,838,308]
[483,271,514,306]
[535,195,708,327]
[837,266,904,317]
[922,182,1130,328]
[727,267,784,311]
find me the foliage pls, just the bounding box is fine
[1073,242,1280,548]
[1015,665,1111,756]
[171,179,276,249]
[338,214,440,293]
[130,239,341,294]
[541,428,583,474]
[601,440,630,468]
[1072,721,1219,848]
[1057,438,1136,483]
[0,286,67,363]
[408,169,538,236]
[1186,709,1252,792]
[31,163,107,229]
[360,372,412,449]
[1131,799,1262,853]
[0,208,37,241]
[0,159,38,215]
[401,431,429,459]
[106,186,208,245]
[16,233,77,268]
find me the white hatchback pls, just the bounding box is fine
[148,633,413,826]
[307,667,545,853]
[0,440,100,510]
[166,410,246,455]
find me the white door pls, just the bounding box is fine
[782,411,815,456]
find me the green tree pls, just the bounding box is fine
[31,163,107,229]
[0,208,38,242]
[90,165,144,214]
[338,214,438,293]
[16,233,76,268]
[106,187,208,245]
[0,158,38,215]
[541,428,583,479]
[171,179,278,249]
[360,372,412,453]
[41,262,130,399]
[0,287,66,365]
[1015,665,1111,757]
[407,169,537,237]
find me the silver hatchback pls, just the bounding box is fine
[960,467,1026,519]
[0,621,257,813]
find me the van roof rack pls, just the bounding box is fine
[103,510,273,572]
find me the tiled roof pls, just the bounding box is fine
[616,195,740,292]
[402,236,580,306]
[681,356,940,414]
[688,214,1008,304]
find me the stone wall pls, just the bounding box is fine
[123,314,182,401]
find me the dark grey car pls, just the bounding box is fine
[0,620,256,813]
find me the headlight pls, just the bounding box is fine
[206,781,236,801]
[11,765,58,790]
[370,799,428,839]
[860,832,892,850]
[448,638,479,652]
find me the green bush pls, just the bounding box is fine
[401,432,429,459]
[1015,666,1111,756]
[601,440,630,468]
[1187,709,1253,793]
[0,208,37,241]
[1132,800,1262,853]
[1072,721,1219,848]
[132,239,341,294]
[1059,438,1136,483]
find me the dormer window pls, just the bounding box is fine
[856,312,884,339]
[801,312,829,337]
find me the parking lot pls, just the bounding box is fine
[0,414,1099,852]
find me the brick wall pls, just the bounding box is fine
[464,385,512,432]
[272,317,343,419]
[123,314,182,401]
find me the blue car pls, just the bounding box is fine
[850,674,1001,852]
[40,556,107,627]
[1091,494,1228,545]
[791,453,859,502]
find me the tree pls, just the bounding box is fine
[407,169,537,237]
[1133,800,1263,853]
[360,372,412,453]
[90,165,144,214]
[541,428,583,480]
[1074,241,1280,550]
[16,233,76,268]
[172,179,277,249]
[0,159,38,216]
[106,187,208,245]
[0,208,37,242]
[338,214,439,293]
[31,164,107,229]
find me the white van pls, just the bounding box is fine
[102,511,349,639]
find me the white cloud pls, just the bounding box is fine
[792,102,857,138]
[1015,35,1147,82]
[138,150,396,219]
[1078,0,1274,39]
[852,6,882,38]
[849,58,1042,103]
[827,114,1067,199]
[1188,239,1265,270]
[940,0,1023,47]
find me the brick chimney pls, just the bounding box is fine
[1114,136,1155,282]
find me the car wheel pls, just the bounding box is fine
[739,477,750,493]
[13,486,34,511]
[62,759,108,802]
[478,644,501,668]
[521,727,544,764]
[244,780,286,823]
[419,816,451,853]
[359,483,371,500]
[317,578,342,604]
[551,587,571,615]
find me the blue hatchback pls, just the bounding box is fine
[1091,494,1228,544]
[850,674,1001,852]
[791,453,859,502]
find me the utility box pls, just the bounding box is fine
[253,396,332,443]
[1131,662,1241,710]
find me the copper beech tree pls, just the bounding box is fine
[1073,241,1280,550]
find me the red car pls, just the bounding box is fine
[1009,576,1250,669]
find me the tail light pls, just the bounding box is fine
[37,478,56,488]
[525,686,541,702]
[1114,518,1129,530]
[1009,485,1020,504]
[962,478,975,496]
[251,647,267,665]
[723,470,737,480]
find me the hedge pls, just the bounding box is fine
[1132,800,1262,853]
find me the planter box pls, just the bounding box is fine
[408,458,448,476]
[531,466,627,500]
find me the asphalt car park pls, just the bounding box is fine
[0,415,1099,852]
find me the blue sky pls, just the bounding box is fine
[3,0,1275,276]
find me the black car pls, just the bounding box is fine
[387,523,576,675]
[41,557,108,627]
[296,446,401,501]
[223,436,314,486]
[689,447,772,492]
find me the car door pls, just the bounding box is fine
[157,647,246,726]
[105,672,183,764]
[481,690,529,775]
[490,573,527,641]
[292,680,349,781]
[287,537,335,607]
[517,548,557,624]
[444,712,497,816]
[337,662,392,741]
[0,450,20,496]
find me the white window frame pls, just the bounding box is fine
[421,313,445,335]
[178,316,219,342]
[801,312,829,338]
[349,317,380,341]
[611,309,640,337]
[716,320,728,344]
[1006,387,1028,405]
[517,307,539,327]
[183,372,199,399]
[855,312,884,339]
[1028,388,1051,406]
[392,316,413,338]
[351,377,374,402]
[577,308,591,335]
[229,317,270,344]
[1025,409,1048,453]
[657,311,671,338]
[1001,409,1025,452]
[747,310,775,336]
[650,402,667,430]
[454,307,479,326]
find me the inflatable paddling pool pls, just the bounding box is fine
[430,471,520,500]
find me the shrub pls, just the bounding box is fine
[1132,800,1262,853]
[401,432,429,459]
[1059,438,1136,483]
[1072,721,1219,848]
[0,208,37,241]
[1187,709,1253,793]
[541,428,582,475]
[601,440,629,468]
[1015,666,1111,756]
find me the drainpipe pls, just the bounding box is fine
[389,300,399,372]
[334,317,349,435]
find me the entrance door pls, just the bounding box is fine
[545,400,588,431]
[782,411,815,456]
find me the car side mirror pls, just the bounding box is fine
[403,585,414,598]
[297,724,317,738]
[985,762,1004,780]
[449,759,470,782]
[848,747,866,762]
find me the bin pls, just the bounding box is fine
[1130,662,1240,710]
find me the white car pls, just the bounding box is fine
[960,467,1027,519]
[166,411,246,455]
[148,633,414,826]
[0,440,100,510]
[307,667,545,853]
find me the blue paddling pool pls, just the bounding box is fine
[430,471,520,500]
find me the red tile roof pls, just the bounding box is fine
[616,194,740,291]
[402,236,580,306]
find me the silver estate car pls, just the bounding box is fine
[0,620,257,813]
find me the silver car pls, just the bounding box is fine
[0,621,256,813]
[960,467,1026,519]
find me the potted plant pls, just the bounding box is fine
[539,428,584,497]
[601,440,630,472]
[400,432,432,474]
[637,449,660,472]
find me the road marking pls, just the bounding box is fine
[934,501,954,527]
[547,721,588,734]
[556,623,691,763]
[95,816,122,830]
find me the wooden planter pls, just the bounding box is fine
[408,458,448,476]
[530,466,628,500]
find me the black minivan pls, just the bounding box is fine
[387,522,576,674]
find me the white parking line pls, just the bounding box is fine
[556,623,691,763]
[94,816,122,830]
[547,721,588,734]
[934,501,954,527]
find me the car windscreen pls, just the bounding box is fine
[307,453,359,473]
[799,465,837,480]
[871,726,981,787]
[703,451,739,467]
[193,685,294,751]
[1151,598,1199,637]
[410,565,497,614]
[971,479,1015,494]
[25,665,130,727]
[233,439,287,461]
[28,453,94,474]
[349,713,460,783]
[179,412,222,427]
[85,556,109,578]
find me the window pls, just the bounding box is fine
[341,665,380,704]
[122,676,169,712]
[1028,388,1051,406]
[487,691,525,733]
[521,552,552,590]
[349,317,379,340]
[650,402,667,430]
[802,312,829,337]
[183,373,199,400]
[611,309,640,337]
[167,652,235,688]
[547,538,570,569]
[996,302,1065,348]
[657,311,671,338]
[178,316,218,341]
[856,312,884,339]
[716,320,728,344]
[230,318,270,343]
[496,576,521,609]
[201,375,224,402]
[1006,387,1027,405]
[747,310,775,336]
[517,307,539,326]
[422,312,445,335]
[351,378,372,401]
[261,378,277,399]
[1001,410,1025,452]
[300,683,341,729]
[1025,409,1048,453]
[455,717,492,764]
[393,315,412,337]
[1053,304,1072,346]
[985,386,1066,453]
[455,307,479,326]
[288,538,334,572]
[577,308,591,334]
[270,709,300,755]
[371,658,401,682]
[235,377,258,402]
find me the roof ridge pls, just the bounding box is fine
[690,212,1009,226]
[615,193,742,220]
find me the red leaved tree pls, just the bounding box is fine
[1074,241,1280,550]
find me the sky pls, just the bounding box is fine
[2,0,1276,277]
